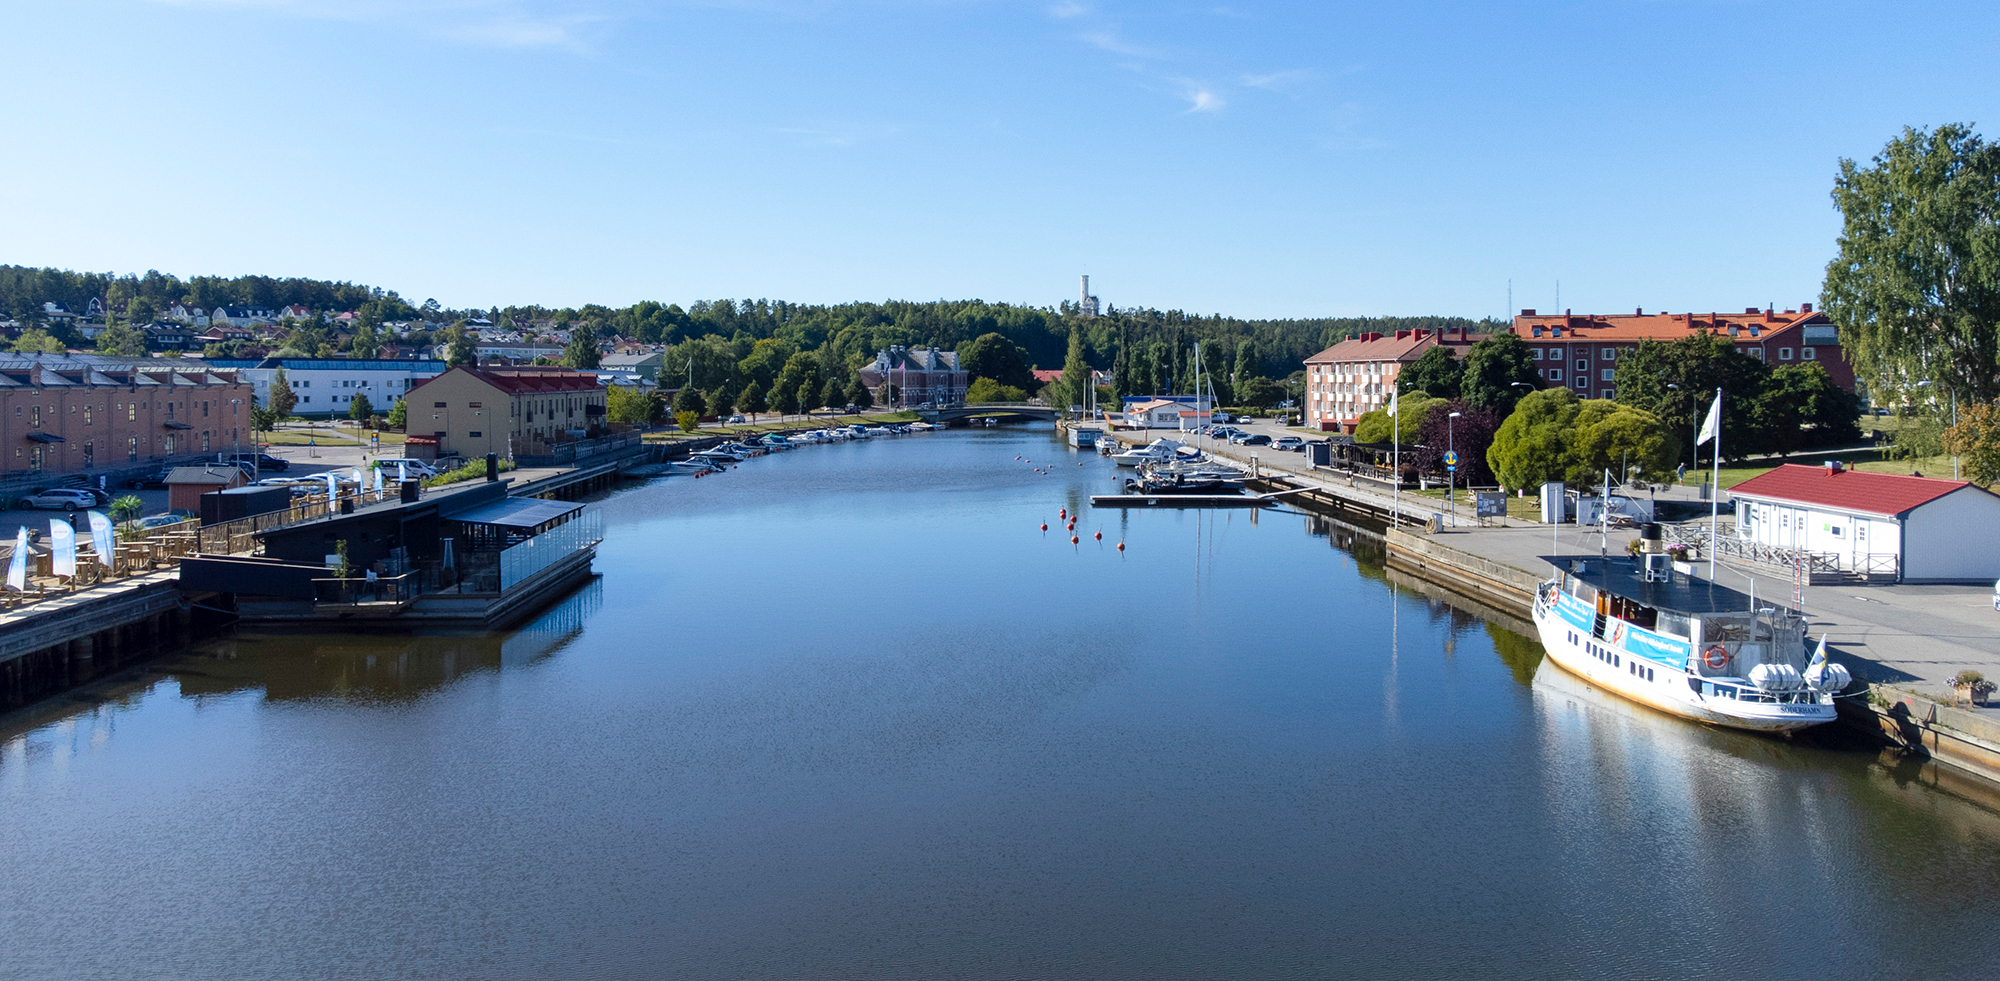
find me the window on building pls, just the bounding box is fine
[1802,347,1816,360]
[1575,359,1587,371]
[1778,348,1794,360]
[469,402,482,408]
[435,402,447,408]
[1604,389,1615,400]
[469,431,482,438]
[1531,326,1544,337]
[1548,368,1562,381]
[83,406,92,426]
[1601,368,1615,381]
[1601,347,1615,360]
[1748,348,1763,358]
[31,405,40,427]
[1574,376,1588,389]
[127,437,138,461]
[127,403,136,421]
[1533,349,1543,360]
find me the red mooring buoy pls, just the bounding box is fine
[1070,535,1079,544]
[1117,542,1125,552]
[1060,508,1067,519]
[1040,522,1048,532]
[1094,531,1102,541]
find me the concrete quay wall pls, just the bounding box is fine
[0,572,196,712]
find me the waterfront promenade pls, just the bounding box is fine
[1099,424,2000,722]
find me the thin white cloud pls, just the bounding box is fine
[1078,29,1164,59]
[1185,88,1224,113]
[1047,2,1088,18]
[1241,69,1314,91]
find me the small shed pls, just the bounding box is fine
[167,465,247,513]
[1728,463,2000,582]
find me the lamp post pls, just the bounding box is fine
[1447,410,1461,528]
[1916,380,1959,480]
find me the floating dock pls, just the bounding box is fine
[1091,494,1270,508]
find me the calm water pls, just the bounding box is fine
[3,428,1998,980]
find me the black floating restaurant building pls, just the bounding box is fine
[179,468,601,628]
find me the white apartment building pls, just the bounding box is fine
[222,357,450,417]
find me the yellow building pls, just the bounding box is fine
[405,366,606,461]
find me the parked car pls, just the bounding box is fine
[132,512,197,532]
[1230,433,1272,446]
[727,414,747,424]
[125,469,173,490]
[227,452,290,472]
[1273,436,1305,451]
[19,488,99,510]
[371,459,441,478]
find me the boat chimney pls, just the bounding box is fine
[1825,460,1843,475]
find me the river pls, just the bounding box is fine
[3,426,1997,980]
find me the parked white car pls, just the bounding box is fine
[371,459,441,478]
[19,488,98,510]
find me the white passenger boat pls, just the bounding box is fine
[1530,524,1844,733]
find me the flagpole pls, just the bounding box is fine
[1390,396,1399,527]
[1708,387,1721,582]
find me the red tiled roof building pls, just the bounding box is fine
[1507,304,1852,402]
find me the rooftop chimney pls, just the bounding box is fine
[1395,330,1410,340]
[1801,302,1813,313]
[1635,307,1643,316]
[1520,309,1536,317]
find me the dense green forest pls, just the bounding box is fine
[0,263,1496,404]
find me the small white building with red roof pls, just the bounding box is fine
[1728,463,2000,582]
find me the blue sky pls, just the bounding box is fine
[4,1,1998,319]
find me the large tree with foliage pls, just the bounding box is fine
[1942,402,2000,486]
[12,328,65,354]
[1397,346,1462,399]
[958,332,1035,391]
[1751,363,1862,454]
[444,325,476,367]
[1060,326,1093,411]
[1614,333,1770,464]
[605,385,650,426]
[738,380,767,420]
[563,329,602,369]
[1354,391,1444,444]
[1411,401,1498,487]
[966,378,1028,404]
[1460,334,1541,415]
[268,368,297,417]
[386,396,407,429]
[1564,400,1675,487]
[1823,123,2000,408]
[1488,388,1581,492]
[96,320,147,357]
[348,392,374,422]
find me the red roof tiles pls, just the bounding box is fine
[1729,464,1974,517]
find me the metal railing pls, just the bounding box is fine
[195,488,398,554]
[514,433,641,467]
[498,511,603,591]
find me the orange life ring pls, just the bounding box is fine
[1703,645,1730,670]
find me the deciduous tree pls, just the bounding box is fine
[1942,402,2000,486]
[1823,123,2000,407]
[268,368,298,417]
[957,333,1035,391]
[738,380,767,420]
[1460,334,1541,415]
[1398,346,1463,400]
[1488,388,1580,492]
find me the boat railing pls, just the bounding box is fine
[499,511,603,591]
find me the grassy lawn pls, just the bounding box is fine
[1402,486,1543,520]
[260,426,407,447]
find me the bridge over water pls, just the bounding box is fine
[916,403,1065,425]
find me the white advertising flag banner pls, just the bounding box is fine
[50,519,76,578]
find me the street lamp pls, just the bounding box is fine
[1915,381,1959,480]
[1447,410,1461,527]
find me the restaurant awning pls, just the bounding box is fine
[24,432,64,443]
[163,422,192,430]
[448,497,582,531]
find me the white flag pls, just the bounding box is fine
[323,472,340,502]
[6,527,26,591]
[87,510,115,568]
[1387,398,1399,415]
[50,519,76,578]
[372,467,384,494]
[1696,390,1722,446]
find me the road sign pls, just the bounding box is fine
[1443,451,1458,467]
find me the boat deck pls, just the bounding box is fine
[1542,554,1761,615]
